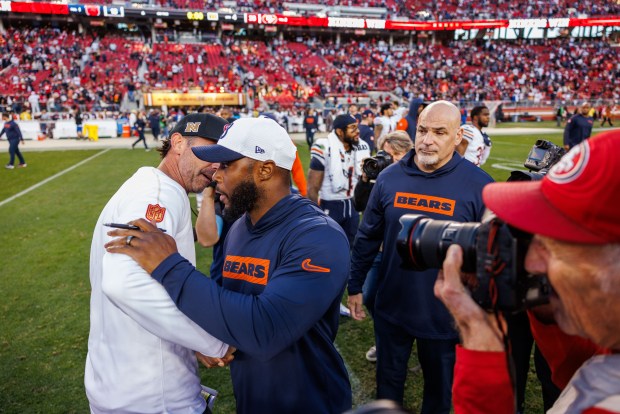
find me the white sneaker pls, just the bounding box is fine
[5,164,14,169]
[18,163,27,168]
[365,345,377,362]
[339,303,351,317]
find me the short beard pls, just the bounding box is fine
[343,134,358,146]
[222,178,261,222]
[416,153,439,169]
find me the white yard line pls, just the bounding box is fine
[0,149,111,208]
[335,342,366,405]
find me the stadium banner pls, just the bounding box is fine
[4,2,619,31]
[241,12,620,31]
[145,93,246,107]
[5,1,69,14]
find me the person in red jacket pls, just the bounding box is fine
[434,130,620,414]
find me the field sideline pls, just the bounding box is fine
[0,130,612,413]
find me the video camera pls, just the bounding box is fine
[395,139,566,312]
[362,150,393,180]
[509,139,566,182]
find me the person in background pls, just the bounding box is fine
[132,111,149,151]
[600,104,614,127]
[359,109,376,154]
[404,99,430,144]
[74,107,84,139]
[1,112,26,169]
[555,104,564,127]
[352,130,414,363]
[349,103,362,123]
[563,102,593,150]
[308,114,370,246]
[457,106,491,167]
[148,109,161,142]
[374,103,395,144]
[303,108,319,149]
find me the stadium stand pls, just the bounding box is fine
[0,7,618,117]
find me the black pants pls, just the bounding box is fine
[8,139,25,165]
[319,198,359,247]
[132,132,148,149]
[601,117,613,127]
[505,311,561,413]
[305,128,315,148]
[374,313,457,413]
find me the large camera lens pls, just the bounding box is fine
[362,158,382,179]
[362,151,393,180]
[397,214,480,273]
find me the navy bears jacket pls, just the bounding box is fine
[0,120,23,141]
[348,151,493,339]
[151,194,352,414]
[563,113,593,149]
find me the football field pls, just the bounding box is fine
[0,131,583,413]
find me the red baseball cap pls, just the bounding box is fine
[483,131,620,244]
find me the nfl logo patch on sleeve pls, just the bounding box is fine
[145,204,166,222]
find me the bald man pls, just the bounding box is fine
[347,101,494,413]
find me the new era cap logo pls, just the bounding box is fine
[184,122,201,133]
[220,122,233,139]
[255,146,265,154]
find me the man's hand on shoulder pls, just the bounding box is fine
[104,218,179,274]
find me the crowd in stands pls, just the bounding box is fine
[1,25,618,114]
[82,0,620,20]
[0,27,144,114]
[301,37,619,103]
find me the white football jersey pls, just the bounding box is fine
[460,124,486,167]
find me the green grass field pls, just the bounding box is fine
[0,131,580,413]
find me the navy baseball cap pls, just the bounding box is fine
[362,109,374,118]
[169,113,228,141]
[333,114,357,132]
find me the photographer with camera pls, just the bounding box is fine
[352,130,413,362]
[347,101,494,413]
[433,131,620,414]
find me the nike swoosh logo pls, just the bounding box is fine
[301,259,330,273]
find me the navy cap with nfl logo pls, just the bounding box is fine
[169,113,228,141]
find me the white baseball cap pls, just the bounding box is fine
[191,116,297,170]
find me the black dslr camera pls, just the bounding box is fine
[362,150,393,180]
[396,213,550,312]
[509,139,566,182]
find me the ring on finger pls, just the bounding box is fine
[126,235,134,246]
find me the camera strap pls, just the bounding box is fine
[485,219,519,414]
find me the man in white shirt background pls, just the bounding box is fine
[374,103,396,145]
[308,114,371,246]
[457,105,491,167]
